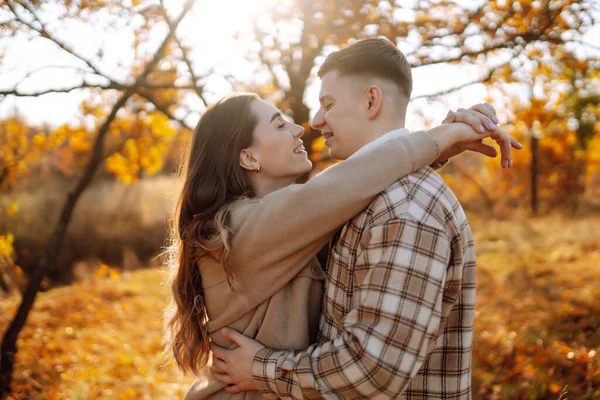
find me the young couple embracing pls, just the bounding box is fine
[164,38,522,400]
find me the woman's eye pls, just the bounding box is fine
[325,104,333,110]
[278,122,285,129]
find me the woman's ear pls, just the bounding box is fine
[366,85,383,120]
[240,149,260,172]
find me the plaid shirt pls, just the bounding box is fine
[252,167,476,399]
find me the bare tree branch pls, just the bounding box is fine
[174,36,208,107]
[0,82,207,97]
[136,92,193,130]
[572,39,600,52]
[0,82,115,97]
[157,0,208,107]
[0,0,196,394]
[6,0,119,84]
[14,65,95,86]
[0,18,16,26]
[411,61,509,100]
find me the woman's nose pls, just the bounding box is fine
[311,109,325,131]
[293,123,305,138]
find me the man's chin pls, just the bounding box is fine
[328,147,348,161]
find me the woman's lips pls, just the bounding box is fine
[294,144,306,154]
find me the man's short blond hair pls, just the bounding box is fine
[318,38,412,99]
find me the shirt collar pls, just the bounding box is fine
[348,128,411,160]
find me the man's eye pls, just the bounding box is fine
[325,104,333,110]
[278,122,285,129]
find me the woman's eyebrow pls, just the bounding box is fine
[270,112,281,123]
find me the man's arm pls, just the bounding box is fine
[214,218,451,399]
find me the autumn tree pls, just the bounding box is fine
[483,46,600,213]
[243,0,597,179]
[0,0,206,393]
[0,0,598,394]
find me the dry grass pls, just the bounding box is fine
[1,212,599,399]
[469,214,600,399]
[0,268,195,399]
[1,175,181,284]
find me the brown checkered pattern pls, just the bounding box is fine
[252,167,476,399]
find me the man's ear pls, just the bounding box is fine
[365,85,383,119]
[239,149,260,172]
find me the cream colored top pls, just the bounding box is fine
[183,130,440,399]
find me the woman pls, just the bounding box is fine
[163,93,504,399]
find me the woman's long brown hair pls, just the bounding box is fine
[163,93,259,375]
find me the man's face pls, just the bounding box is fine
[311,71,368,160]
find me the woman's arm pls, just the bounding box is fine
[229,112,520,306]
[229,129,438,305]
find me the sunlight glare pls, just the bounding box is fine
[183,0,273,39]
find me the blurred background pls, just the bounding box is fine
[0,0,599,398]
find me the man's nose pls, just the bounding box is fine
[311,108,325,131]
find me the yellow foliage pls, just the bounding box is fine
[312,136,326,152]
[0,118,43,189]
[33,133,47,149]
[0,233,15,257]
[95,263,120,280]
[6,202,18,216]
[104,114,173,182]
[69,129,92,152]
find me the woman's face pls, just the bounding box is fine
[242,99,312,180]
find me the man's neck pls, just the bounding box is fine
[358,118,406,149]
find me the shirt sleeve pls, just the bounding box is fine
[251,218,451,399]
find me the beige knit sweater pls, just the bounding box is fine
[183,131,440,400]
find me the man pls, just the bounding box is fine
[211,38,520,399]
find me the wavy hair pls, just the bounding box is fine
[163,93,259,375]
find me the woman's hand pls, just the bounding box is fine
[428,103,523,168]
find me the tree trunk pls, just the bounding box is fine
[531,132,539,215]
[0,2,194,394]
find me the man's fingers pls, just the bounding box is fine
[511,136,523,149]
[225,385,244,394]
[221,327,251,347]
[471,142,498,158]
[492,130,513,168]
[211,357,228,373]
[212,371,234,385]
[210,343,228,360]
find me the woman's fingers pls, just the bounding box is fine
[453,108,497,133]
[470,103,499,124]
[466,108,498,131]
[442,110,456,124]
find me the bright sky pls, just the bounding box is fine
[0,0,599,131]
